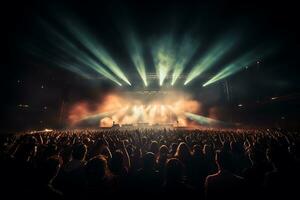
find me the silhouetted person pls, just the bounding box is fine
[85,155,114,198]
[109,150,129,192]
[157,145,169,177]
[36,156,63,199]
[162,158,193,197]
[205,150,245,200]
[60,143,87,198]
[175,142,192,178]
[264,145,299,198]
[190,144,207,197]
[136,152,161,194]
[150,141,159,156]
[243,147,270,198]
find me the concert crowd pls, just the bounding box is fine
[0,128,299,199]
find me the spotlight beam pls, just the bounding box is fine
[151,33,176,86]
[40,20,122,86]
[185,112,225,126]
[203,47,273,86]
[184,36,238,85]
[27,45,94,80]
[125,31,148,86]
[171,33,200,85]
[76,111,116,125]
[63,20,131,85]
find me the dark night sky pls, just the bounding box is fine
[1,0,300,131]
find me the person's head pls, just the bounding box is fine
[175,142,191,160]
[85,155,108,184]
[165,158,184,183]
[248,147,265,165]
[43,144,58,158]
[143,152,156,170]
[40,156,61,184]
[14,143,37,162]
[109,150,124,174]
[266,145,290,170]
[203,144,213,156]
[222,141,231,153]
[230,142,244,155]
[192,144,202,156]
[61,146,72,163]
[215,149,232,171]
[170,143,178,155]
[72,143,87,161]
[150,141,159,155]
[159,145,169,158]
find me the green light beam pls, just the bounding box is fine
[184,36,237,85]
[63,20,131,85]
[125,31,147,86]
[151,34,176,86]
[171,33,199,85]
[202,47,273,87]
[40,20,122,86]
[26,45,93,80]
[185,112,225,126]
[76,111,116,126]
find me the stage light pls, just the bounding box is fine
[184,36,238,85]
[77,111,115,125]
[202,50,263,87]
[185,112,224,126]
[151,34,176,86]
[60,61,123,86]
[124,31,148,86]
[203,45,275,86]
[63,20,131,86]
[37,20,123,86]
[171,33,199,85]
[159,63,170,86]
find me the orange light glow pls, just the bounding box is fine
[68,91,202,127]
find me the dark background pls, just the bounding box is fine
[1,0,299,132]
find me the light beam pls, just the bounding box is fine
[184,35,238,85]
[39,20,123,86]
[151,34,176,86]
[171,33,199,85]
[63,19,131,85]
[185,112,225,126]
[125,31,148,86]
[202,47,273,86]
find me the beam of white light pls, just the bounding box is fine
[40,20,122,86]
[184,36,238,85]
[125,31,148,86]
[151,34,176,86]
[203,47,273,86]
[63,20,131,85]
[185,112,225,126]
[171,33,200,85]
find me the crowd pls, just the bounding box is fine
[0,128,299,199]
